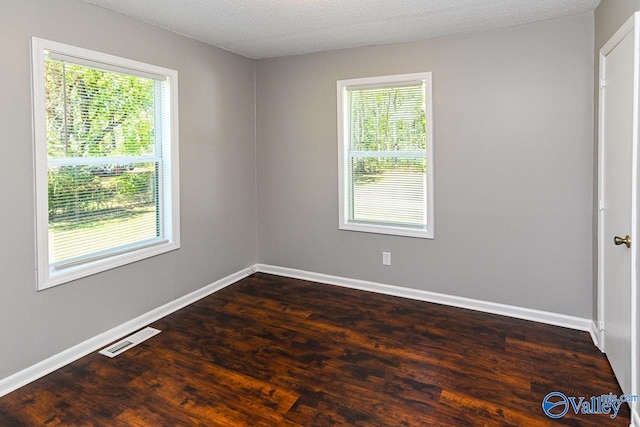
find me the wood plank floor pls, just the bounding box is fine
[0,273,630,426]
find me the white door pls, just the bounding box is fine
[598,14,638,399]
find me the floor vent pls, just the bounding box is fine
[99,327,161,358]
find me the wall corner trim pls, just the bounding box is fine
[590,320,603,352]
[0,266,254,398]
[254,264,596,339]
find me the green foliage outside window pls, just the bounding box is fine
[46,60,157,222]
[349,85,426,179]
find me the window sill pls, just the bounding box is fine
[38,240,180,291]
[339,222,433,239]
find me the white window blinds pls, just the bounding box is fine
[338,73,434,239]
[45,55,165,268]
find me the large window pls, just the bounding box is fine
[337,73,434,238]
[32,38,180,290]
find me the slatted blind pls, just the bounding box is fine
[346,82,427,228]
[44,54,168,268]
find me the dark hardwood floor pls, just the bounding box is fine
[0,273,630,426]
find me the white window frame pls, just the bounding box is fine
[337,73,434,239]
[31,37,180,290]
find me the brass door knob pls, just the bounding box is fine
[614,235,631,248]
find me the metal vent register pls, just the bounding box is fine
[99,327,161,358]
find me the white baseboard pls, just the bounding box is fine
[255,264,595,336]
[0,263,600,400]
[590,320,603,351]
[0,266,254,398]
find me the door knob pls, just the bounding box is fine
[614,235,631,248]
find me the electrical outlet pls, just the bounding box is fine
[382,251,391,266]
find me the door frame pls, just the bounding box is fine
[597,11,639,420]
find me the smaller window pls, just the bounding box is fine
[32,38,180,290]
[337,73,434,239]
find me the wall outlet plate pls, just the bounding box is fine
[382,252,391,266]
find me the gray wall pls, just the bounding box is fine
[0,0,257,379]
[256,13,595,317]
[595,0,640,49]
[0,1,601,383]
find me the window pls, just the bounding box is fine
[31,38,180,290]
[337,73,434,239]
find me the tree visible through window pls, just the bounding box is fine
[32,38,180,290]
[338,73,434,238]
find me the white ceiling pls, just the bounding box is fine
[81,0,601,59]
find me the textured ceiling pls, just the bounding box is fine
[80,0,601,59]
